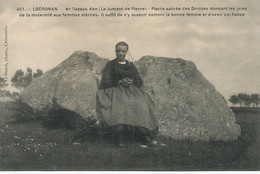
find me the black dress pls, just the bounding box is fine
[96,59,158,133]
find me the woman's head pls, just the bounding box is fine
[115,42,128,62]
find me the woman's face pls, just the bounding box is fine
[115,45,128,61]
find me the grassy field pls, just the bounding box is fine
[0,101,259,171]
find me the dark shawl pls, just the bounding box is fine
[99,59,143,89]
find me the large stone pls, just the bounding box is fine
[136,56,240,141]
[21,51,241,141]
[21,51,108,120]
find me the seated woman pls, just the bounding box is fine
[96,41,158,147]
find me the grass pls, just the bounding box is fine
[0,101,259,171]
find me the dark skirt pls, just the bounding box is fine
[96,85,158,133]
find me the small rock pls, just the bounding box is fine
[139,144,148,148]
[160,143,167,147]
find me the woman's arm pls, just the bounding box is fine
[100,61,114,89]
[131,62,143,87]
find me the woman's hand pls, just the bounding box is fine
[119,77,133,87]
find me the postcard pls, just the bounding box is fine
[0,0,259,171]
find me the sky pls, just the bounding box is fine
[0,0,259,101]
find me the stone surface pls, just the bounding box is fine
[21,51,108,120]
[21,51,241,141]
[136,56,240,141]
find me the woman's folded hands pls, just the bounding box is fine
[118,77,133,87]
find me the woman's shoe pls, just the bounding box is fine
[117,142,126,147]
[143,136,156,147]
[115,132,126,147]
